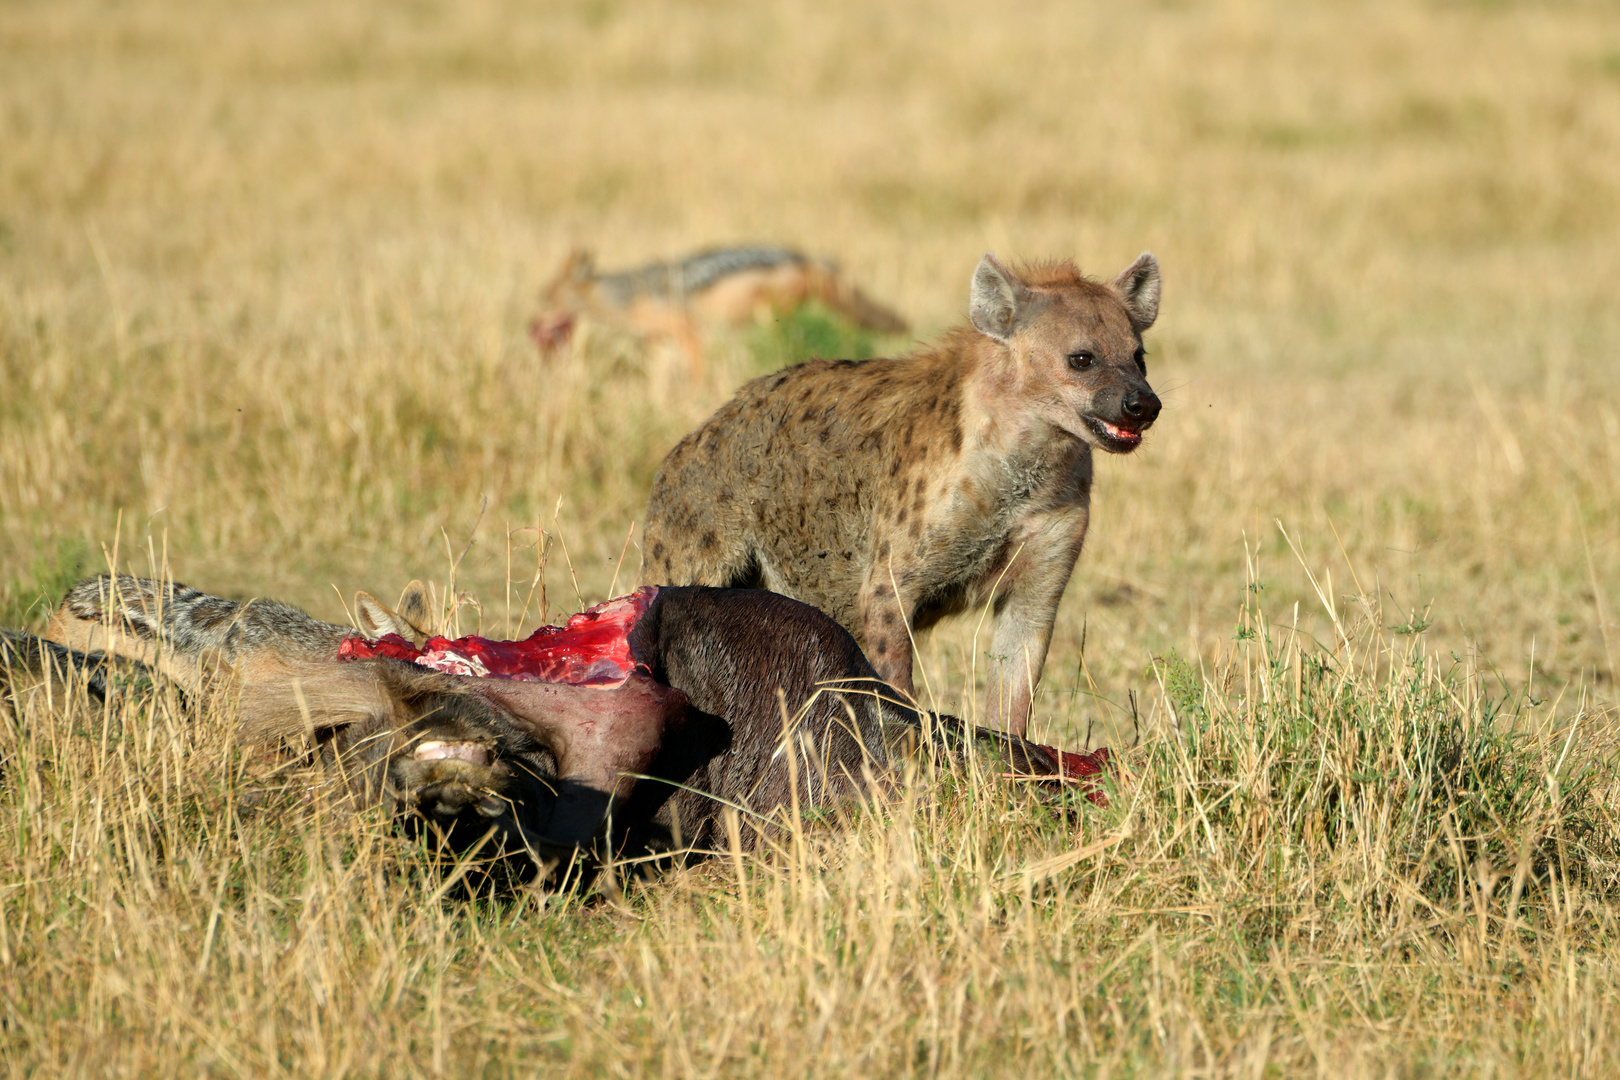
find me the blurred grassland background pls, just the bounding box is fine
[4,0,1620,1074]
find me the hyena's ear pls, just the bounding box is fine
[394,580,434,639]
[1112,252,1161,332]
[968,253,1034,343]
[354,591,420,643]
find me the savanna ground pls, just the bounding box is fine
[3,0,1620,1074]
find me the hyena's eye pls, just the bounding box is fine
[1067,350,1095,371]
[1134,346,1147,374]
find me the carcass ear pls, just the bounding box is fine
[354,591,416,642]
[968,253,1033,342]
[395,580,433,639]
[1112,252,1161,332]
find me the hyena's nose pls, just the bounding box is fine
[1122,389,1161,427]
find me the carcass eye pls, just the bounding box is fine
[1067,350,1095,371]
[1134,346,1147,374]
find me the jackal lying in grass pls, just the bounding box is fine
[645,252,1163,737]
[530,247,909,371]
[3,575,1107,876]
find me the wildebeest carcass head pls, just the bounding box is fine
[233,656,701,874]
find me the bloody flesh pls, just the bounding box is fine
[337,585,1113,798]
[338,586,657,687]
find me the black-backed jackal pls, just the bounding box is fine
[530,247,909,373]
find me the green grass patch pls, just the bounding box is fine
[746,300,890,372]
[0,535,91,629]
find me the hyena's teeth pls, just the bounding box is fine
[413,740,492,766]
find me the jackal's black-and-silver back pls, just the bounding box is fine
[47,574,351,689]
[594,247,811,304]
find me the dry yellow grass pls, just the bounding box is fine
[3,0,1620,1074]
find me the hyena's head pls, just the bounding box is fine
[969,251,1162,454]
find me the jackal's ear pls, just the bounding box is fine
[969,253,1032,342]
[395,580,433,639]
[354,591,418,642]
[541,250,595,303]
[1112,252,1161,332]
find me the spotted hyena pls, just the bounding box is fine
[642,252,1163,736]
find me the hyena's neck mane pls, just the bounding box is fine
[884,324,996,392]
[901,326,1066,458]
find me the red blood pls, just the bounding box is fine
[530,312,577,350]
[1057,745,1109,779]
[338,586,658,688]
[1010,743,1113,807]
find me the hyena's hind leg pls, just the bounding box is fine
[642,451,763,589]
[640,524,764,590]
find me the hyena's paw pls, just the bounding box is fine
[389,742,511,820]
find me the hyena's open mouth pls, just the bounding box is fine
[1085,415,1145,452]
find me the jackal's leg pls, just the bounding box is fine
[0,629,156,704]
[671,314,705,382]
[625,302,705,381]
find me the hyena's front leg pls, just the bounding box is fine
[983,611,1054,739]
[982,523,1087,737]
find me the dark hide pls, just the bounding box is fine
[619,587,1078,854]
[296,589,1090,865]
